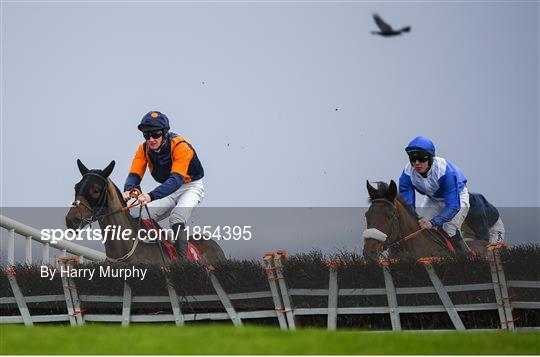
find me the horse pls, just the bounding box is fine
[65,159,226,264]
[362,180,488,261]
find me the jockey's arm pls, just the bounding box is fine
[431,173,460,227]
[148,173,184,201]
[398,171,416,208]
[124,144,147,193]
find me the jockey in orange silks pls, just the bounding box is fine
[123,111,204,259]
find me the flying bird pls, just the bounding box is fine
[371,13,411,37]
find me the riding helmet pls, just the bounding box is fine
[405,136,436,156]
[137,111,171,132]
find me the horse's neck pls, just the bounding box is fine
[395,197,450,257]
[395,198,421,235]
[99,180,138,238]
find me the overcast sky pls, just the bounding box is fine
[1,1,538,208]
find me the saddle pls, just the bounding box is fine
[139,219,204,263]
[425,228,457,254]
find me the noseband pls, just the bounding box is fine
[369,199,401,249]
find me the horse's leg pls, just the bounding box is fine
[190,238,226,264]
[128,242,171,265]
[466,240,489,258]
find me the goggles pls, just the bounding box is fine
[143,130,164,140]
[408,152,431,163]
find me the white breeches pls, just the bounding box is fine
[489,217,505,243]
[140,179,205,226]
[420,187,470,237]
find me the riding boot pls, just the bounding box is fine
[451,231,470,254]
[171,223,188,262]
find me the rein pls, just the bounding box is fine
[384,227,427,251]
[92,191,141,221]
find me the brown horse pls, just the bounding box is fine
[65,160,226,264]
[362,180,488,261]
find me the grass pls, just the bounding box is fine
[1,324,539,355]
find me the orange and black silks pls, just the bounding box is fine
[124,133,204,200]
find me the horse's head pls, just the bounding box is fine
[65,159,115,229]
[362,180,399,262]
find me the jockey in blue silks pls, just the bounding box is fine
[398,136,470,252]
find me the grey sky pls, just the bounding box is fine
[1,1,539,208]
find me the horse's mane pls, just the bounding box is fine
[107,179,127,208]
[396,193,420,220]
[105,179,140,228]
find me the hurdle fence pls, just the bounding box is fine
[0,214,105,265]
[1,215,539,330]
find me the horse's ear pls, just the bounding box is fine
[388,180,398,200]
[77,159,89,176]
[366,180,378,199]
[102,160,115,179]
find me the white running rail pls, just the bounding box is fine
[0,214,105,265]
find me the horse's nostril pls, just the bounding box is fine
[66,216,81,228]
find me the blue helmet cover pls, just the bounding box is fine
[405,136,436,156]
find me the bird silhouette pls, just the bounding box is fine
[371,13,411,37]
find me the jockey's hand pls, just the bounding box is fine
[137,193,152,206]
[418,217,433,229]
[122,191,132,201]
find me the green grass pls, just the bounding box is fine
[0,324,538,355]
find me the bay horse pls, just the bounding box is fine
[362,180,488,261]
[65,160,226,264]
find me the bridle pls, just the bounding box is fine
[71,174,143,225]
[70,173,144,262]
[367,199,402,253]
[71,173,111,225]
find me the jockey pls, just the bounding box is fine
[123,111,205,259]
[465,193,505,244]
[398,136,470,252]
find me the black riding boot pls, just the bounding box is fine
[451,231,470,254]
[171,223,188,262]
